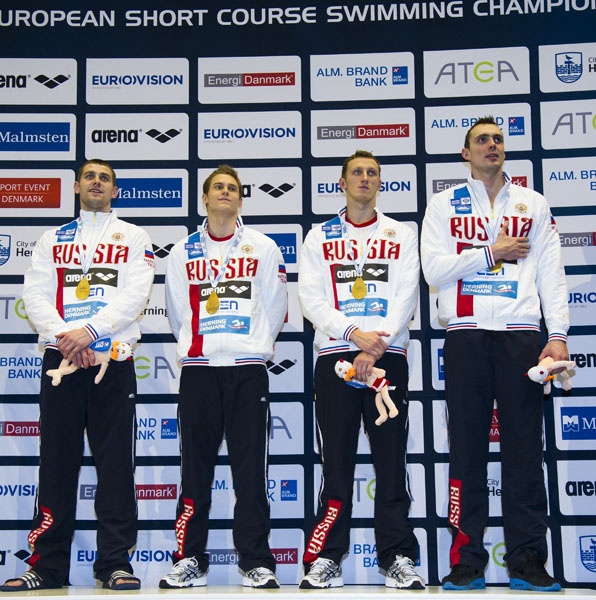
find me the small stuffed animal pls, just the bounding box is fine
[526,356,576,394]
[46,339,132,386]
[335,358,399,426]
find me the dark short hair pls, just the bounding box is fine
[464,116,501,149]
[202,164,243,198]
[341,150,381,179]
[76,159,116,186]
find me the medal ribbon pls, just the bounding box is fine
[75,211,114,275]
[339,206,381,277]
[198,216,244,289]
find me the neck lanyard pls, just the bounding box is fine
[74,211,114,300]
[339,206,380,299]
[198,216,243,314]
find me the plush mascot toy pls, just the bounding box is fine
[46,339,132,386]
[334,358,399,426]
[526,356,576,394]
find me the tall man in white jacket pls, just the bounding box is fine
[1,159,155,592]
[160,165,287,590]
[298,150,424,590]
[421,116,569,592]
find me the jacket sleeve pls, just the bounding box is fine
[84,226,155,341]
[165,240,186,341]
[22,230,68,341]
[532,196,569,340]
[383,224,419,346]
[259,239,288,341]
[421,193,495,288]
[298,227,356,342]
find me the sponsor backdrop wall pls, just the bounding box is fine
[1,0,595,588]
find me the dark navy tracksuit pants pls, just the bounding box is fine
[443,330,549,573]
[303,351,419,572]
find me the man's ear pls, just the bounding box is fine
[461,147,470,161]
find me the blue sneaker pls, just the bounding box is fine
[442,564,486,590]
[510,550,561,592]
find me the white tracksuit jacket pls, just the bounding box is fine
[299,209,419,357]
[421,174,569,341]
[166,226,287,367]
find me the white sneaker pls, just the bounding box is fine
[159,557,207,588]
[385,554,425,589]
[299,557,343,589]
[242,567,280,588]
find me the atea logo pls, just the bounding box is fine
[561,406,596,440]
[434,60,519,84]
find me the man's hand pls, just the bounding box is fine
[352,351,377,382]
[491,223,530,262]
[56,328,93,362]
[538,340,569,374]
[349,328,389,360]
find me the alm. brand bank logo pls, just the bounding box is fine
[85,113,188,161]
[0,114,75,160]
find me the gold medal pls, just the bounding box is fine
[489,260,504,274]
[76,277,90,300]
[205,291,220,315]
[352,276,367,300]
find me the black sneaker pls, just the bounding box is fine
[510,549,561,592]
[442,564,486,590]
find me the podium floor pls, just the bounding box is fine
[3,585,595,599]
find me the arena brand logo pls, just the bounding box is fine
[555,52,583,84]
[565,480,596,496]
[258,182,295,198]
[570,352,596,369]
[204,72,295,87]
[34,74,70,89]
[91,129,139,143]
[317,123,409,140]
[561,406,596,440]
[152,242,174,259]
[559,231,596,247]
[0,74,27,88]
[0,421,39,436]
[267,358,297,375]
[579,535,596,573]
[146,128,182,143]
